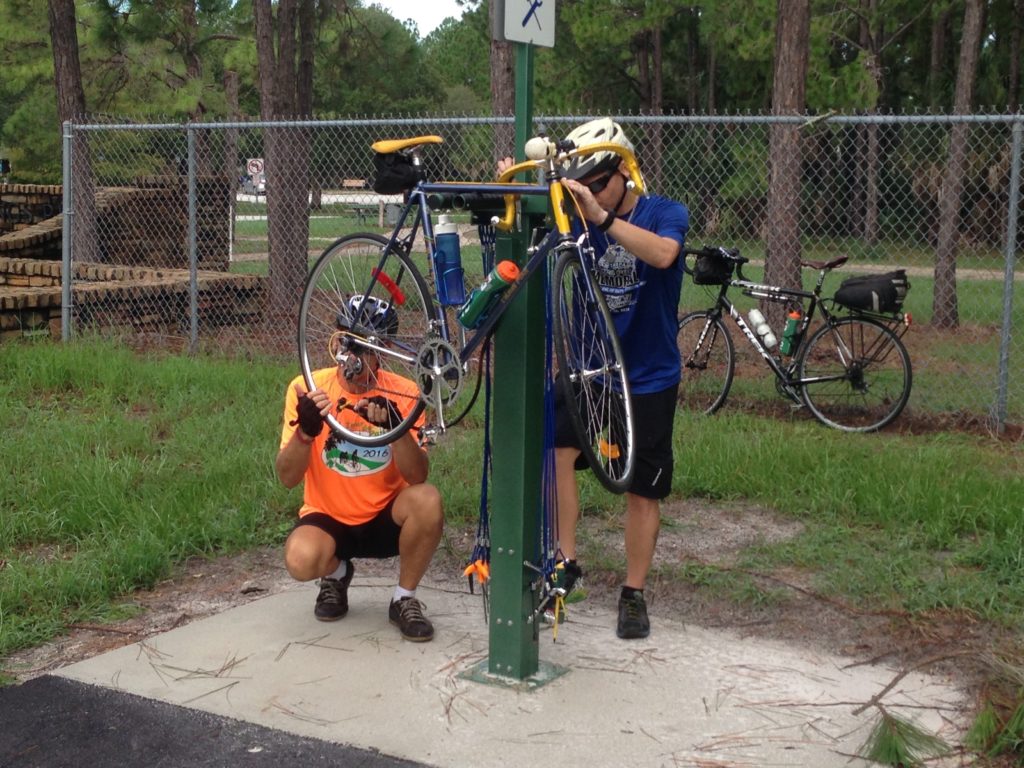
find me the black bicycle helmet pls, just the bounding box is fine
[336,294,399,336]
[562,118,634,180]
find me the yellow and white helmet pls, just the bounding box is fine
[562,118,634,179]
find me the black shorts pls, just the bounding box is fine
[293,505,401,562]
[555,382,678,500]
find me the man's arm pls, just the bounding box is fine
[564,178,681,269]
[276,382,331,488]
[355,397,429,485]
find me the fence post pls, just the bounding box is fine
[61,121,74,341]
[187,125,199,353]
[994,119,1023,433]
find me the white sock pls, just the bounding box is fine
[393,586,415,602]
[328,560,349,580]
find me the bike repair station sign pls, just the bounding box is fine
[493,0,555,48]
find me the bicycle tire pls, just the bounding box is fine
[298,233,435,447]
[676,311,735,415]
[552,249,635,494]
[798,315,912,432]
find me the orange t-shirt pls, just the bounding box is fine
[281,368,426,525]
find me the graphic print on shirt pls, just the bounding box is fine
[595,243,642,313]
[322,432,391,477]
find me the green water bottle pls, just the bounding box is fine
[457,260,520,329]
[780,309,802,356]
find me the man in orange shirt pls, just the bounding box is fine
[276,296,443,642]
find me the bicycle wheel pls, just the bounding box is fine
[552,249,635,494]
[676,311,734,415]
[298,233,436,447]
[798,316,912,432]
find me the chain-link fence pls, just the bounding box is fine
[41,113,1024,428]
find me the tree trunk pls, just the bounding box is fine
[490,1,515,161]
[223,69,240,250]
[933,0,984,329]
[764,0,809,327]
[48,0,98,265]
[1010,0,1023,112]
[644,28,665,193]
[254,0,314,335]
[928,8,949,111]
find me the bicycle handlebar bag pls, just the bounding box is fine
[372,152,418,195]
[692,253,733,285]
[833,270,910,313]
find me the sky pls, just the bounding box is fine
[369,0,468,38]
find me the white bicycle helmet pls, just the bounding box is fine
[562,118,634,180]
[337,294,398,336]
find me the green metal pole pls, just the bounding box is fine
[486,41,547,681]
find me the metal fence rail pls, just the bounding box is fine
[57,113,1023,429]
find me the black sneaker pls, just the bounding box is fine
[540,560,583,623]
[314,561,353,621]
[389,597,434,642]
[616,590,650,639]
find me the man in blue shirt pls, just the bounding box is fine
[518,118,690,639]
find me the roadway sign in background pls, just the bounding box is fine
[246,158,264,176]
[493,0,555,48]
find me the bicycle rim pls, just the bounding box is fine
[552,250,635,494]
[298,233,435,447]
[677,311,734,415]
[798,316,912,432]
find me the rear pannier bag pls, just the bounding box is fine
[371,152,418,195]
[833,270,909,313]
[692,252,733,285]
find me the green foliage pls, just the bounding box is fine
[858,710,950,766]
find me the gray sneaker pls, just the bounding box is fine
[314,561,353,621]
[388,597,434,642]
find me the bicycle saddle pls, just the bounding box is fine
[371,135,443,154]
[801,255,849,271]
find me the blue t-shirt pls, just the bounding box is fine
[577,195,689,393]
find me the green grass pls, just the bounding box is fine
[671,410,1024,623]
[1,338,1021,674]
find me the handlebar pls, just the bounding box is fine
[680,245,746,277]
[493,139,646,232]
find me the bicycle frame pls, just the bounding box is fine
[349,138,647,376]
[702,270,825,393]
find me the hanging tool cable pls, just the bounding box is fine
[537,247,562,639]
[463,341,493,614]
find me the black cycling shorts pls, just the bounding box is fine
[293,504,401,561]
[555,382,678,500]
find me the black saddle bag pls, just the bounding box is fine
[833,270,910,313]
[371,152,418,195]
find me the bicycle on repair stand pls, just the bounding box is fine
[676,246,913,432]
[297,133,646,492]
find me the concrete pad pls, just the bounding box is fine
[57,577,967,767]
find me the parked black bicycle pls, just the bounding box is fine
[677,246,913,432]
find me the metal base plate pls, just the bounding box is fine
[459,658,569,691]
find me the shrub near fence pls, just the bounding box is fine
[44,113,1024,428]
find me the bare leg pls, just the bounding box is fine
[624,493,660,589]
[391,483,444,591]
[284,525,338,581]
[554,446,582,560]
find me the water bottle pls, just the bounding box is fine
[780,309,802,356]
[747,308,777,349]
[434,215,465,306]
[457,260,521,329]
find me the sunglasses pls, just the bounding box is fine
[584,172,616,195]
